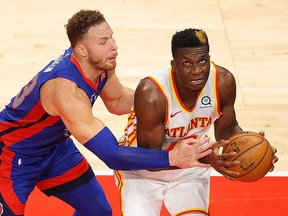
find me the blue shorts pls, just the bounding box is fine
[0,139,94,215]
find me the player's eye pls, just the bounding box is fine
[199,59,206,64]
[99,39,107,45]
[183,61,191,66]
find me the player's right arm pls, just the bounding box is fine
[134,78,214,168]
[40,77,212,169]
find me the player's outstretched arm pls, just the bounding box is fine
[84,127,214,170]
[40,78,211,170]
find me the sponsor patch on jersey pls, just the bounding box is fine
[200,96,213,109]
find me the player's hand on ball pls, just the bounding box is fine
[270,146,278,171]
[169,136,214,168]
[200,139,240,181]
[258,131,278,172]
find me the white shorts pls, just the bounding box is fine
[114,167,211,216]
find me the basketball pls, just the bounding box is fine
[222,131,273,182]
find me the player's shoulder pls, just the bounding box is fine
[135,74,166,105]
[136,77,159,96]
[137,67,169,89]
[214,63,236,85]
[214,63,237,103]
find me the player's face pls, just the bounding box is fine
[83,21,118,71]
[171,47,210,92]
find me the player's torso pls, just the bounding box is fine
[0,48,108,155]
[147,63,221,150]
[120,63,221,151]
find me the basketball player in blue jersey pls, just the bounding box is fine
[0,10,217,216]
[115,29,278,215]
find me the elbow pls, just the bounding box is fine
[107,105,131,115]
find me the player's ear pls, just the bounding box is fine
[171,60,176,72]
[74,44,87,57]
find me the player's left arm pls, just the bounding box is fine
[215,66,277,172]
[213,66,243,140]
[199,66,243,179]
[100,69,134,115]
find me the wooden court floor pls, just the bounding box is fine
[0,0,287,215]
[0,0,287,202]
[1,0,286,173]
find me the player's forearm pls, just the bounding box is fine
[117,87,134,114]
[215,124,243,141]
[84,127,170,170]
[107,87,134,115]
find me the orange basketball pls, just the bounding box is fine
[222,131,273,182]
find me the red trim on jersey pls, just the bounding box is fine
[118,139,126,146]
[36,157,89,191]
[167,141,178,151]
[213,63,222,116]
[127,134,136,146]
[0,147,25,215]
[0,101,46,130]
[170,69,202,113]
[1,102,60,147]
[70,55,100,90]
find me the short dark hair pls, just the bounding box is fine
[65,10,106,47]
[171,28,210,58]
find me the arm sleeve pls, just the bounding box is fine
[84,127,170,170]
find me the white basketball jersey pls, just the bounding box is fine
[118,62,221,149]
[116,63,221,215]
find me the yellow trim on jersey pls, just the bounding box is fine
[169,67,206,114]
[211,62,222,117]
[119,109,137,147]
[169,68,194,113]
[175,207,209,216]
[114,170,125,216]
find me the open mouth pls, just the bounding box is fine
[108,57,116,63]
[190,78,203,85]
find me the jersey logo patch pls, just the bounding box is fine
[170,111,182,118]
[201,96,211,105]
[200,96,213,109]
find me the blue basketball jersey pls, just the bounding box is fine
[0,48,108,156]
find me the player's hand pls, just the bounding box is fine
[168,136,214,168]
[258,131,278,172]
[200,139,240,181]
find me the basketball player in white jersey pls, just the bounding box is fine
[114,28,278,216]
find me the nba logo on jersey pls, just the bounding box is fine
[101,73,107,81]
[90,92,98,102]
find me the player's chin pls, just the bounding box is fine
[189,84,205,92]
[105,62,117,71]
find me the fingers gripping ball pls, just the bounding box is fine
[223,131,273,182]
